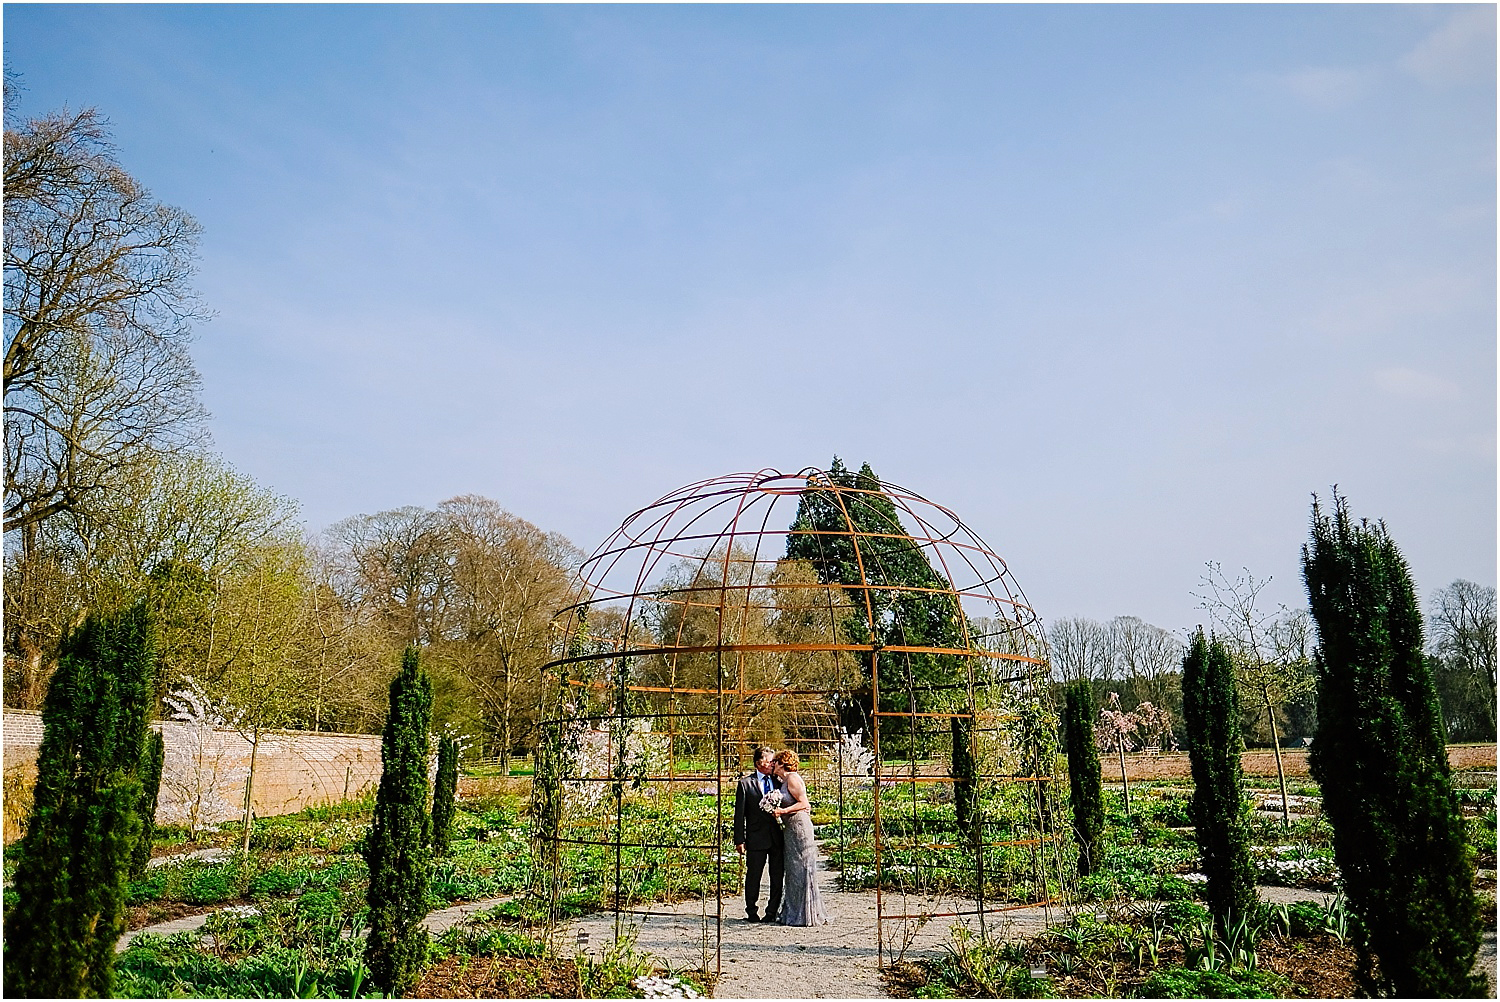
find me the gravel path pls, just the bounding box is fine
[565,871,1067,999]
[115,882,1497,997]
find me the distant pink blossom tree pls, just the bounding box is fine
[1096,693,1178,817]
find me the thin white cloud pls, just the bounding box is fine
[1400,7,1496,87]
[1272,66,1371,109]
[1372,366,1463,402]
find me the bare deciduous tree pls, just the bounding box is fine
[1428,579,1497,741]
[1108,615,1183,711]
[1047,616,1112,685]
[5,104,208,533]
[1195,562,1315,826]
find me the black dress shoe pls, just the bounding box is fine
[760,914,779,923]
[745,914,760,922]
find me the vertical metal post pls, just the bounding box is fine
[714,648,724,981]
[871,647,883,968]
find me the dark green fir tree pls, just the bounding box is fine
[1302,492,1484,997]
[1063,680,1105,878]
[5,602,156,997]
[786,458,972,802]
[431,733,460,856]
[1181,628,1256,931]
[364,646,434,996]
[130,730,166,879]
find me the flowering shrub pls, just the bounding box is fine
[827,727,874,779]
[633,974,702,999]
[160,678,250,832]
[1252,845,1338,887]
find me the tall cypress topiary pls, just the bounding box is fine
[1302,493,1484,997]
[364,646,434,996]
[1063,680,1105,877]
[431,734,460,856]
[1181,628,1256,931]
[6,602,156,997]
[130,730,166,879]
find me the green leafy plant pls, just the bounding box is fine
[576,926,656,998]
[1138,966,1287,999]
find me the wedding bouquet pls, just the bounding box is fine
[759,788,785,827]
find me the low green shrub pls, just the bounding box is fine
[184,864,243,905]
[249,864,308,897]
[1265,900,1326,939]
[1159,900,1210,933]
[1137,966,1287,998]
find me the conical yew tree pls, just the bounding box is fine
[1302,493,1483,997]
[1063,680,1105,877]
[1182,628,1256,931]
[364,645,434,995]
[6,602,156,997]
[431,733,460,856]
[131,730,167,879]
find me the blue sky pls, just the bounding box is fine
[6,4,1495,632]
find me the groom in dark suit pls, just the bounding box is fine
[733,745,785,922]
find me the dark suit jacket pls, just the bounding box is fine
[733,772,786,851]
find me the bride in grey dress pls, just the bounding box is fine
[770,750,830,926]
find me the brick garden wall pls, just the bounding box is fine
[3,710,382,842]
[1101,744,1496,782]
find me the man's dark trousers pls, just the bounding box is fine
[733,772,785,920]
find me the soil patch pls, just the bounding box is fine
[412,954,581,998]
[881,931,1359,998]
[1259,934,1361,998]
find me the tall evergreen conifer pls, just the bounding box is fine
[130,730,166,879]
[1063,680,1105,877]
[431,734,460,856]
[786,459,972,801]
[1181,628,1256,931]
[364,646,434,996]
[1302,494,1484,996]
[6,602,156,997]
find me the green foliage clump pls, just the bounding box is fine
[1137,966,1284,999]
[130,730,166,879]
[1302,494,1485,997]
[362,645,434,996]
[5,602,157,997]
[1063,680,1105,877]
[918,925,1052,998]
[116,895,376,999]
[432,733,460,855]
[1181,628,1255,931]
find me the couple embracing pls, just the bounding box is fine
[732,746,830,926]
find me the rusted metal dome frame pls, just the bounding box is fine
[537,468,1069,974]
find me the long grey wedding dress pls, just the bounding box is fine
[777,805,830,926]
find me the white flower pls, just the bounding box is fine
[758,789,784,814]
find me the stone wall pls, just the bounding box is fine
[3,710,382,840]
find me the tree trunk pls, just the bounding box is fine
[1267,701,1289,828]
[240,726,260,855]
[1117,735,1131,817]
[500,670,512,776]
